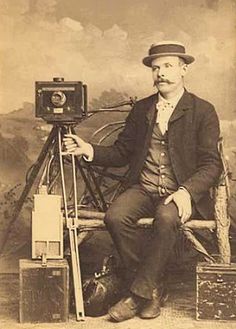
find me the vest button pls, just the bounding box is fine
[161,188,166,194]
[161,174,165,178]
[161,141,165,145]
[161,152,165,157]
[160,165,165,169]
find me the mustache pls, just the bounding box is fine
[153,79,175,87]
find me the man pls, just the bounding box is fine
[63,41,222,322]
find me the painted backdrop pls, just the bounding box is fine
[0,0,235,119]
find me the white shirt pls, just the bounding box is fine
[156,88,184,135]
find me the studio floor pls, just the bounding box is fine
[0,272,235,329]
[1,235,236,329]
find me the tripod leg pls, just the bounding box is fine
[69,126,85,320]
[68,227,85,320]
[71,126,107,211]
[58,127,85,321]
[0,126,57,255]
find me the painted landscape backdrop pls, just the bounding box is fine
[0,0,236,271]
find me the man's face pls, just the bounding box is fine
[151,56,187,96]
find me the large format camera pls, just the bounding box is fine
[35,77,87,123]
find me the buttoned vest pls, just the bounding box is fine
[139,123,178,196]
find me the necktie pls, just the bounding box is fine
[156,100,174,135]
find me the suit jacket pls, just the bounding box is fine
[92,90,222,219]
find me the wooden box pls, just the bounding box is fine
[19,259,69,323]
[196,262,236,321]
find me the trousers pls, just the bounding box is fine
[104,184,198,300]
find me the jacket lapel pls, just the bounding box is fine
[144,97,157,149]
[136,95,157,170]
[145,95,157,125]
[169,90,193,124]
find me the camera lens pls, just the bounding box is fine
[51,91,67,106]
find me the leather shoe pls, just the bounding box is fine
[108,294,144,322]
[139,286,168,319]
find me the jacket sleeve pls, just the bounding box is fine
[182,105,222,203]
[91,106,137,167]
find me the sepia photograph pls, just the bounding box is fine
[0,1,236,328]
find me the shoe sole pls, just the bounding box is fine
[108,309,138,322]
[139,311,161,319]
[139,292,168,319]
[108,309,121,322]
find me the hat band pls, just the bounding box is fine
[149,44,185,56]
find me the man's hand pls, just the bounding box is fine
[63,134,93,159]
[164,188,192,224]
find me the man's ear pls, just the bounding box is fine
[181,64,188,77]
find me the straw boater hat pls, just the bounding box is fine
[142,41,195,67]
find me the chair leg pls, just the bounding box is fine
[214,185,231,264]
[181,228,215,263]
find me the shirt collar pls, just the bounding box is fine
[158,88,185,109]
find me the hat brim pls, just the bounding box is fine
[142,53,195,67]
